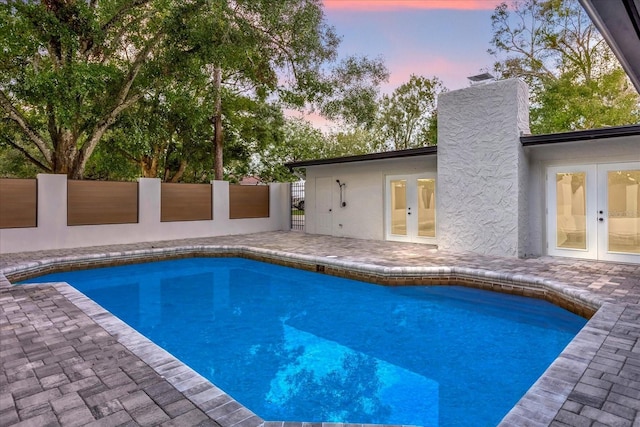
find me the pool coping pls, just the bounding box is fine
[0,244,622,427]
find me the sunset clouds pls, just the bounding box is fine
[323,0,503,11]
[323,3,499,92]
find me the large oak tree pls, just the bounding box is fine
[489,0,640,133]
[1,0,387,180]
[0,0,174,178]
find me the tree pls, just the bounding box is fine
[489,0,640,133]
[249,117,329,182]
[1,0,387,181]
[0,0,176,179]
[102,85,214,182]
[131,0,386,181]
[222,95,286,182]
[318,55,389,129]
[166,0,338,180]
[376,75,445,150]
[531,68,640,132]
[250,117,381,182]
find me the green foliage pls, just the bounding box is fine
[489,0,640,132]
[376,75,444,150]
[531,69,640,133]
[222,96,286,182]
[0,144,41,178]
[319,55,389,128]
[1,0,177,177]
[250,117,327,182]
[83,141,140,181]
[1,0,388,181]
[249,117,381,182]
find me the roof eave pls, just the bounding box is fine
[285,146,437,170]
[521,124,640,146]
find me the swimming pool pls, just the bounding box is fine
[23,257,587,426]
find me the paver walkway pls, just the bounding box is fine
[1,231,639,426]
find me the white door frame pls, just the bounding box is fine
[546,165,597,259]
[546,162,639,263]
[597,162,640,264]
[385,173,437,244]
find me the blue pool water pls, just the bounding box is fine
[23,258,586,426]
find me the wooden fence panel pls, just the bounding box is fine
[0,179,37,229]
[161,183,213,222]
[68,180,138,226]
[229,185,270,219]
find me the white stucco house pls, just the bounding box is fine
[286,0,640,264]
[286,79,639,264]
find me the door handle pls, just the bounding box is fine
[598,218,604,222]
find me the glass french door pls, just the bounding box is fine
[386,174,436,243]
[547,163,639,263]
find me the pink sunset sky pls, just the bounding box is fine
[323,0,506,92]
[289,0,509,128]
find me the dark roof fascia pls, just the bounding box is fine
[286,146,437,169]
[520,124,640,146]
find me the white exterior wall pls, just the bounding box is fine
[304,157,437,240]
[525,136,640,256]
[298,78,638,260]
[0,175,290,253]
[437,79,530,257]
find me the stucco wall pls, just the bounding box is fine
[525,136,640,256]
[304,157,437,240]
[0,175,290,253]
[437,79,530,257]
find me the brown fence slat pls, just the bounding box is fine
[229,185,270,219]
[68,180,138,226]
[0,179,37,229]
[161,183,212,222]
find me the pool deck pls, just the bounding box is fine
[0,231,638,427]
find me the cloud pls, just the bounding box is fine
[323,0,502,11]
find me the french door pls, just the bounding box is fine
[547,162,639,263]
[385,174,436,244]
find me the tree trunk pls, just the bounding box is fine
[53,130,78,177]
[212,66,224,181]
[140,154,158,178]
[169,160,188,183]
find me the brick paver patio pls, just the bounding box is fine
[1,231,639,426]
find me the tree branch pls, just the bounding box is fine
[46,102,59,148]
[169,159,188,183]
[101,0,151,35]
[74,35,162,177]
[0,90,53,163]
[1,134,52,172]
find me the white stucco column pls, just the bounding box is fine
[138,178,161,226]
[213,180,229,221]
[437,78,530,257]
[36,173,68,249]
[270,182,291,231]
